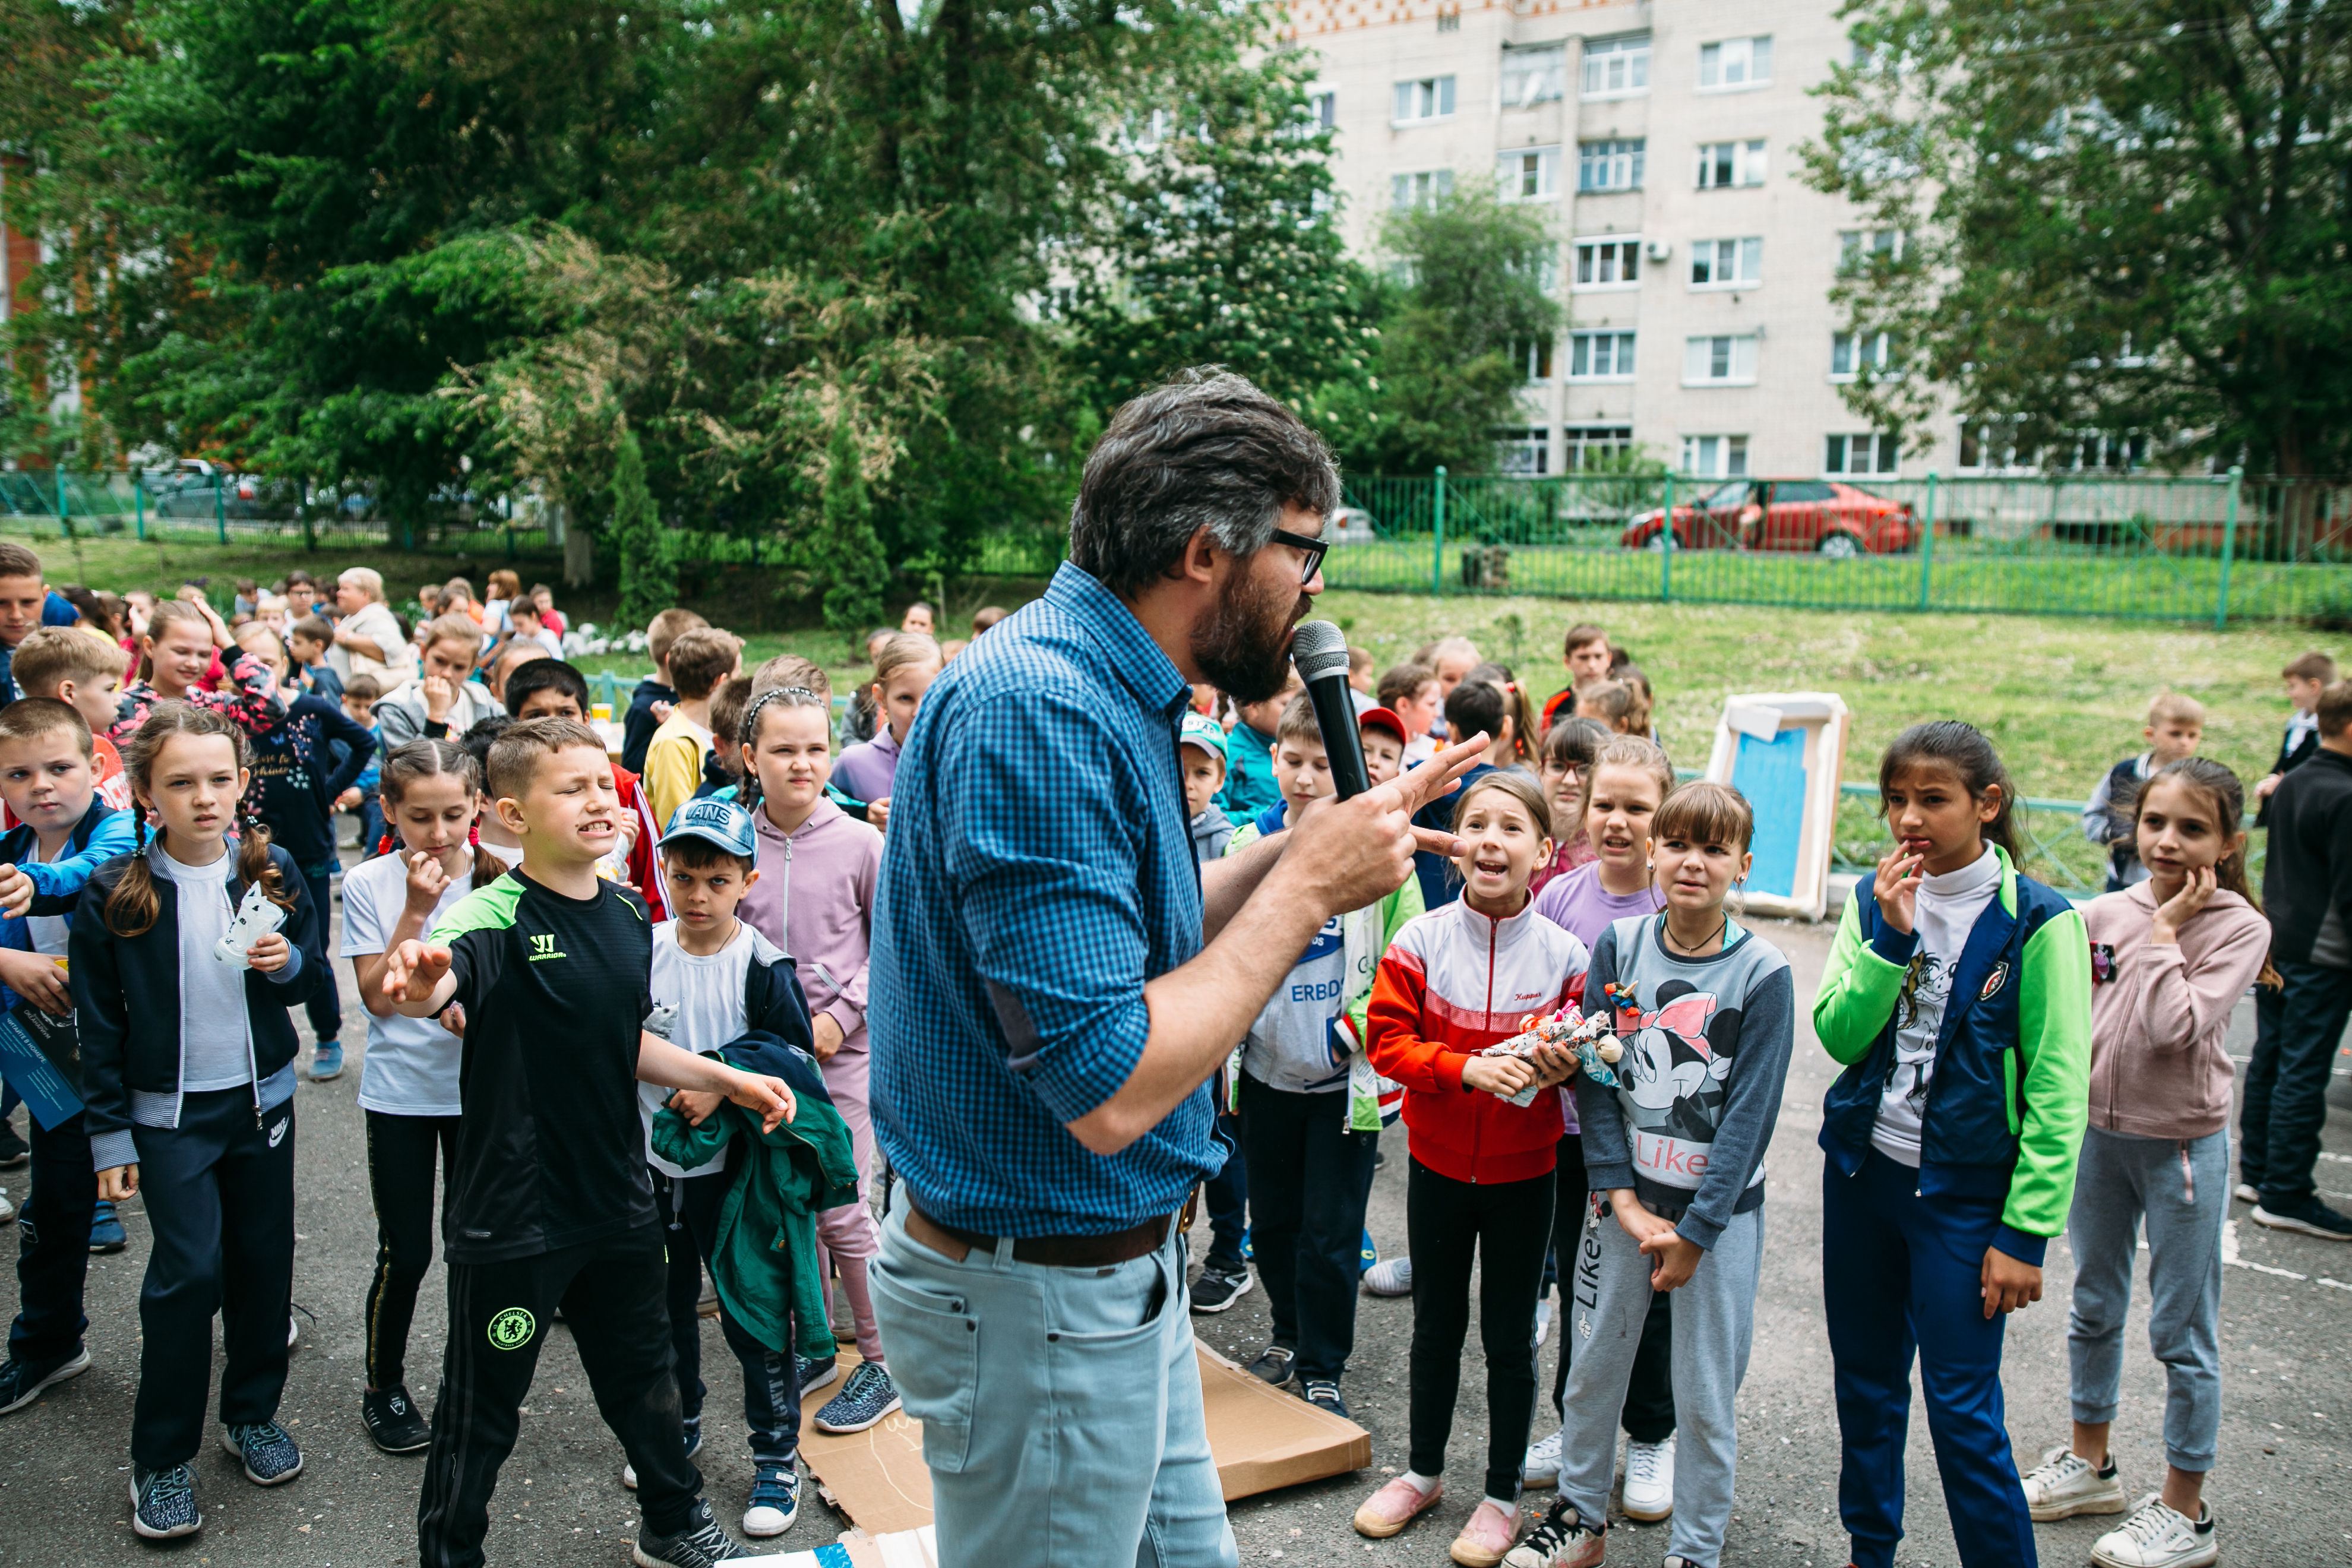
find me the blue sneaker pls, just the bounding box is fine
[220,1420,304,1485]
[88,1201,127,1254]
[742,1462,800,1537]
[130,1463,202,1538]
[814,1360,902,1434]
[311,1042,343,1082]
[795,1352,839,1398]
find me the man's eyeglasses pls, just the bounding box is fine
[1267,527,1328,586]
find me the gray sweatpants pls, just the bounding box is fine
[1555,1196,1761,1567]
[2066,1124,2228,1473]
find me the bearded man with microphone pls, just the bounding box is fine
[868,371,1485,1567]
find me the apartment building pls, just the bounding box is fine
[1282,0,1947,483]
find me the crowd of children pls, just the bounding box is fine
[0,534,2339,1568]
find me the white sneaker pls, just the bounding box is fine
[0,1188,12,1224]
[2233,1182,2258,1204]
[1533,1295,1552,1349]
[2092,1496,2217,1568]
[1620,1434,1674,1520]
[2021,1444,2128,1521]
[1362,1256,1413,1297]
[286,1314,300,1350]
[1521,1425,1563,1488]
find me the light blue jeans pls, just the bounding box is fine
[2066,1125,2228,1472]
[871,1205,1239,1568]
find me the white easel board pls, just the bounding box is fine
[1701,692,1850,922]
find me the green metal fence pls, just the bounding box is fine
[0,469,564,559]
[1330,469,2352,625]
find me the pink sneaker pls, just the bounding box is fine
[1353,1475,1443,1538]
[1449,1499,1523,1567]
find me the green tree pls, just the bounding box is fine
[1310,190,1563,475]
[811,418,887,644]
[609,423,671,627]
[1807,0,2352,474]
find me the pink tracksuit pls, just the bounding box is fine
[742,796,886,1364]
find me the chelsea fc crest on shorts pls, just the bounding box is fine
[488,1307,536,1351]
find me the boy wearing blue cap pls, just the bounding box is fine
[1182,712,1234,866]
[643,797,830,1542]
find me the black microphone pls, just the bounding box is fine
[1290,619,1371,800]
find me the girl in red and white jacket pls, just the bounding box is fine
[1352,770,1588,1567]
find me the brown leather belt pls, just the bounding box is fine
[909,1188,1198,1269]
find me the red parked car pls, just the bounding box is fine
[1619,478,1918,557]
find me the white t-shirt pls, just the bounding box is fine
[640,919,783,1178]
[150,843,257,1092]
[342,849,470,1117]
[1872,843,2003,1167]
[26,837,69,957]
[478,839,524,870]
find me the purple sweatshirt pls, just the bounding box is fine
[1533,862,1662,1136]
[832,726,902,806]
[741,796,882,1055]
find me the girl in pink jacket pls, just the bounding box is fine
[736,683,899,1437]
[2022,758,2274,1567]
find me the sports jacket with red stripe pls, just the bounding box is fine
[1365,895,1591,1184]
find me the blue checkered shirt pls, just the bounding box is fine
[871,563,1219,1236]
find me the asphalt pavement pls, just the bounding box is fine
[2,900,2349,1567]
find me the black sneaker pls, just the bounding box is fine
[220,1419,304,1484]
[130,1463,202,1539]
[1249,1342,1297,1386]
[1301,1377,1350,1419]
[632,1501,753,1567]
[362,1384,432,1454]
[1189,1263,1252,1314]
[2251,1197,2352,1240]
[0,1119,26,1168]
[0,1346,91,1415]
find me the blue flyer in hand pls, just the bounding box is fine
[0,1007,84,1131]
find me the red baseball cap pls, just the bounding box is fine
[1357,705,1409,750]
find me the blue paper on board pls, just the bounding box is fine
[0,1008,84,1131]
[1732,726,1806,899]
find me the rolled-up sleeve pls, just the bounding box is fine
[940,682,1158,1127]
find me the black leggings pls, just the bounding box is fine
[1406,1156,1554,1501]
[365,1110,462,1392]
[1549,1133,1677,1441]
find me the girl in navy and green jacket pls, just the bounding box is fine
[1811,721,2092,1568]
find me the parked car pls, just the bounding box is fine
[1619,478,1918,557]
[1327,505,1379,543]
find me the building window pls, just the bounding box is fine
[1684,334,1760,384]
[1516,338,1555,381]
[1394,76,1457,123]
[1390,169,1455,210]
[1825,432,1899,476]
[1579,139,1646,192]
[1503,45,1567,108]
[1690,237,1763,288]
[1564,426,1635,470]
[1582,35,1651,97]
[1310,90,1337,129]
[1831,330,1895,379]
[1958,421,2035,472]
[1569,331,1637,380]
[1838,229,1904,271]
[1697,36,1773,90]
[1497,428,1550,475]
[1696,140,1768,188]
[1437,7,1460,31]
[1497,147,1560,201]
[1682,435,1750,477]
[1574,236,1641,289]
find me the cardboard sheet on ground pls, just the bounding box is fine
[797,1341,1370,1534]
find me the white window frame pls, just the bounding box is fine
[1497,146,1561,203]
[1830,330,1895,380]
[1681,435,1750,478]
[1502,46,1567,108]
[1308,90,1337,129]
[1697,36,1773,91]
[1564,426,1636,470]
[1516,338,1556,381]
[1684,334,1760,385]
[1689,237,1763,289]
[1568,330,1637,382]
[1497,427,1551,475]
[1578,138,1646,192]
[1581,35,1651,99]
[1390,169,1455,210]
[1393,76,1458,124]
[1824,432,1900,477]
[1573,235,1642,291]
[1695,140,1768,188]
[1838,228,1905,270]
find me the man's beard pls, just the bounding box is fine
[1191,571,1310,704]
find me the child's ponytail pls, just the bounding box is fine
[105,809,163,938]
[1877,720,2024,865]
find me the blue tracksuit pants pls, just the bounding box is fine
[1822,1149,2038,1568]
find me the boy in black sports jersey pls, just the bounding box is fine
[382,717,795,1568]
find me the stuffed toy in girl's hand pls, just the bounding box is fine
[1478,1004,1623,1106]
